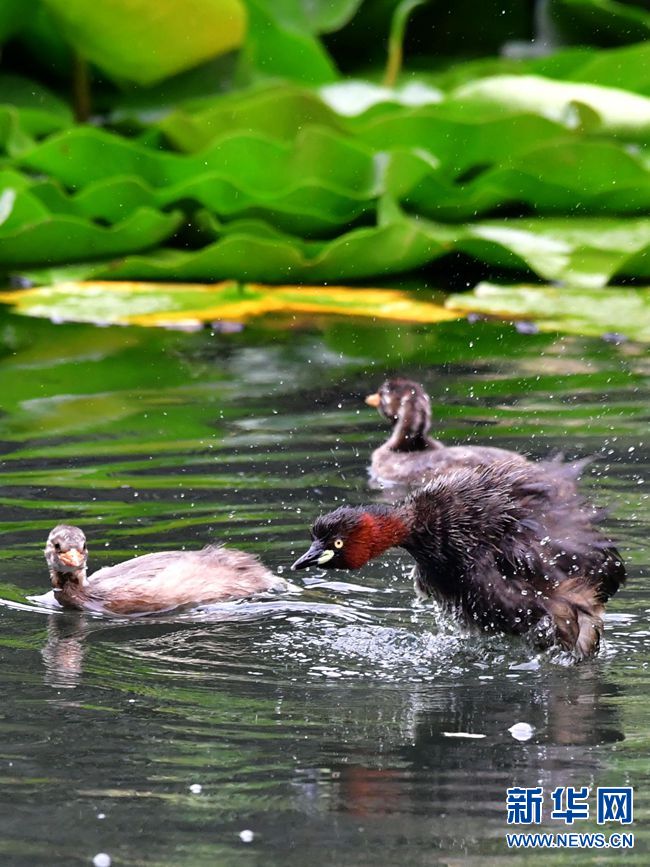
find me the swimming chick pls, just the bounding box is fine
[365,377,563,488]
[42,524,289,616]
[292,462,625,659]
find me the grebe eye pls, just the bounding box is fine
[54,542,61,551]
[334,538,344,549]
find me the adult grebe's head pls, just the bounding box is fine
[292,505,408,571]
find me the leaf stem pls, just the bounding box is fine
[384,0,427,88]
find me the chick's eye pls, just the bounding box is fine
[54,542,61,552]
[334,538,344,549]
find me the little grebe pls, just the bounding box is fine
[365,377,571,488]
[292,462,625,659]
[43,524,289,616]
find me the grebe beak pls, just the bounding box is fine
[364,392,381,408]
[291,541,333,570]
[58,549,86,568]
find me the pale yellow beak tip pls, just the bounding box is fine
[364,392,380,408]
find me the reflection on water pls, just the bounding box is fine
[0,309,647,865]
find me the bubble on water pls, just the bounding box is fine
[189,783,202,794]
[93,855,111,867]
[239,829,254,843]
[509,722,534,741]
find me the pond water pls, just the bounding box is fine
[0,308,647,865]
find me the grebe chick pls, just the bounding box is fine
[43,524,289,616]
[365,377,546,487]
[292,462,625,660]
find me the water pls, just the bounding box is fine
[0,309,647,865]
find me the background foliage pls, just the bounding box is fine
[1,0,649,296]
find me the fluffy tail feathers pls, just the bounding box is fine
[546,577,605,660]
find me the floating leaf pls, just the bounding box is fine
[0,207,182,266]
[0,280,459,328]
[18,206,650,287]
[160,83,347,152]
[450,75,650,140]
[41,0,247,85]
[239,0,337,85]
[447,282,650,342]
[535,42,650,95]
[19,126,377,197]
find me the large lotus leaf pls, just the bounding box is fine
[19,126,377,196]
[30,176,159,223]
[20,209,650,287]
[165,177,371,235]
[249,0,363,34]
[0,77,72,156]
[0,207,182,266]
[0,185,51,235]
[239,0,337,85]
[534,43,650,95]
[22,118,650,233]
[17,200,451,282]
[400,140,650,219]
[0,75,72,134]
[0,107,34,155]
[459,218,650,288]
[29,172,367,235]
[0,280,458,327]
[354,110,573,177]
[160,84,347,152]
[41,0,247,85]
[447,282,650,342]
[450,75,650,141]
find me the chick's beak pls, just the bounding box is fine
[364,392,381,408]
[58,548,86,568]
[291,541,333,571]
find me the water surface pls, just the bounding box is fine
[0,309,647,865]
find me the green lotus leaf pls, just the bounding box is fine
[0,184,52,235]
[30,175,160,223]
[401,140,650,219]
[450,75,650,140]
[275,0,363,34]
[0,75,72,135]
[0,77,73,156]
[160,83,347,152]
[239,0,338,85]
[19,126,377,196]
[0,207,182,266]
[459,217,650,288]
[354,110,572,176]
[20,208,650,287]
[447,281,650,342]
[41,0,247,85]
[534,42,650,95]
